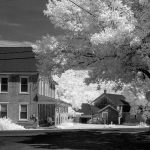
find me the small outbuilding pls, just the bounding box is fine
[92,90,130,124]
[92,105,118,124]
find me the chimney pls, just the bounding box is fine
[104,89,107,94]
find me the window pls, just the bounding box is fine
[39,79,44,95]
[102,112,108,119]
[19,104,28,120]
[50,84,55,98]
[20,77,29,93]
[45,82,49,96]
[64,107,68,113]
[56,107,59,113]
[38,79,42,95]
[0,104,7,118]
[0,77,8,92]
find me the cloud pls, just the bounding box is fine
[0,20,21,27]
[0,40,33,47]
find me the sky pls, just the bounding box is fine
[0,0,63,44]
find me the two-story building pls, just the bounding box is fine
[0,46,70,128]
[92,90,130,124]
[77,90,130,124]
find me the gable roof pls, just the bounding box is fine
[98,105,118,113]
[77,103,100,115]
[93,93,128,106]
[57,99,72,106]
[0,47,37,73]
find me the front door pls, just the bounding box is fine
[102,112,108,124]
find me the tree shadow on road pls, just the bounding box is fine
[19,130,150,150]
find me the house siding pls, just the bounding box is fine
[107,107,118,124]
[38,76,56,98]
[0,73,70,127]
[55,105,68,125]
[92,92,130,124]
[92,107,118,124]
[0,74,38,124]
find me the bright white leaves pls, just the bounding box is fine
[91,0,136,44]
[44,0,86,32]
[34,36,65,67]
[121,85,150,120]
[91,28,119,45]
[44,0,136,45]
[53,70,120,108]
[130,36,141,46]
[34,36,58,53]
[53,70,100,108]
[0,118,25,130]
[139,0,149,5]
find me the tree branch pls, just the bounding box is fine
[138,68,150,79]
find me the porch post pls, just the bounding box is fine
[37,103,39,127]
[55,104,57,126]
[118,117,121,125]
[118,106,122,125]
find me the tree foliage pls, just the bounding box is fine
[34,0,150,89]
[44,0,136,44]
[121,80,150,121]
[53,70,118,108]
[53,70,99,108]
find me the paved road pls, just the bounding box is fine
[0,129,150,150]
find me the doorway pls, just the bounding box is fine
[102,112,108,124]
[38,104,55,126]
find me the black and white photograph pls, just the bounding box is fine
[0,0,150,149]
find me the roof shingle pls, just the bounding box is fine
[93,93,129,106]
[0,47,37,73]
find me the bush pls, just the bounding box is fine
[146,118,150,125]
[87,118,103,124]
[0,118,25,130]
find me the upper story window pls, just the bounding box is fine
[50,83,55,98]
[20,77,29,93]
[0,77,8,93]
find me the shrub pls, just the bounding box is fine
[0,118,25,130]
[146,118,150,125]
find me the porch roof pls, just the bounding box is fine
[38,95,56,104]
[38,95,71,106]
[57,100,71,106]
[80,115,92,118]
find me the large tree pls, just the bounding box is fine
[34,0,150,89]
[33,0,150,123]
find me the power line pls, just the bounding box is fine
[0,50,33,55]
[0,57,35,61]
[67,0,104,29]
[68,0,96,17]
